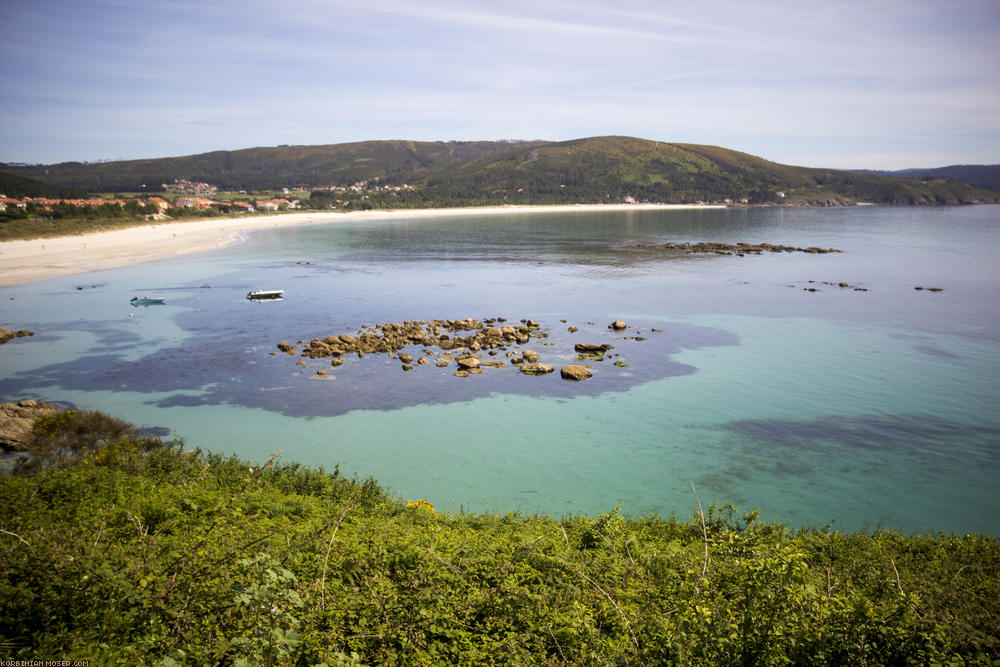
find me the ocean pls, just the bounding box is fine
[2,205,998,533]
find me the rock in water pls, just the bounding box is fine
[560,365,593,381]
[519,362,555,375]
[456,357,481,369]
[0,327,35,345]
[575,343,612,354]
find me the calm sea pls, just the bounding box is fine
[2,205,999,533]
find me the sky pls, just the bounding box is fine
[1,0,998,169]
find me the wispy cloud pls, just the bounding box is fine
[1,0,997,168]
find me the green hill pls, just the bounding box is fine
[0,140,545,194]
[3,136,997,205]
[416,137,998,205]
[855,165,1000,192]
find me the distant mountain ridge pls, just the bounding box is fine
[852,165,1000,192]
[3,136,997,206]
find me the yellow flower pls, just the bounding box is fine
[406,498,435,514]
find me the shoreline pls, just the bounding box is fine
[0,203,721,287]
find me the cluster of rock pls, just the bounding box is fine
[0,327,34,345]
[277,318,566,376]
[801,280,869,292]
[638,242,842,256]
[274,318,645,382]
[0,400,57,451]
[284,317,547,361]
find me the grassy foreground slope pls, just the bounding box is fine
[5,136,998,205]
[1,410,998,665]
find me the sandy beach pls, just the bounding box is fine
[0,203,721,287]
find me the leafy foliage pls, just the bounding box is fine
[1,410,998,664]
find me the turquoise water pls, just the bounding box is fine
[2,205,999,533]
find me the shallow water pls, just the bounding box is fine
[2,205,999,533]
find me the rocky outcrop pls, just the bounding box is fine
[298,318,548,360]
[0,327,34,345]
[560,365,593,381]
[279,316,656,384]
[635,242,842,255]
[0,400,58,451]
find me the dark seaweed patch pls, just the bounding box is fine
[723,414,1000,459]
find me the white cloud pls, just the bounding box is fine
[1,0,998,167]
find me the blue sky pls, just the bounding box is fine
[1,0,998,169]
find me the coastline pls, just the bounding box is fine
[0,203,721,287]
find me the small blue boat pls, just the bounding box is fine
[130,296,165,306]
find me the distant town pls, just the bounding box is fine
[0,178,420,216]
[2,177,707,219]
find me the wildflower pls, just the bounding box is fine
[406,498,435,514]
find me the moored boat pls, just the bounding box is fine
[130,296,165,306]
[247,289,284,301]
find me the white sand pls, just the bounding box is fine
[0,204,721,287]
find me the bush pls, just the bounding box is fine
[0,412,997,663]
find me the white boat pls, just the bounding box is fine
[247,289,284,301]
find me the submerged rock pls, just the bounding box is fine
[575,343,612,354]
[637,241,842,254]
[519,362,555,375]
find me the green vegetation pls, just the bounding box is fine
[0,171,88,199]
[4,137,997,207]
[858,165,1000,192]
[0,201,218,242]
[0,140,543,193]
[2,410,998,664]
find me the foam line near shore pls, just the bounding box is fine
[0,204,722,287]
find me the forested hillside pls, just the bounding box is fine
[3,136,997,206]
[0,171,88,198]
[855,165,1000,192]
[0,140,544,193]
